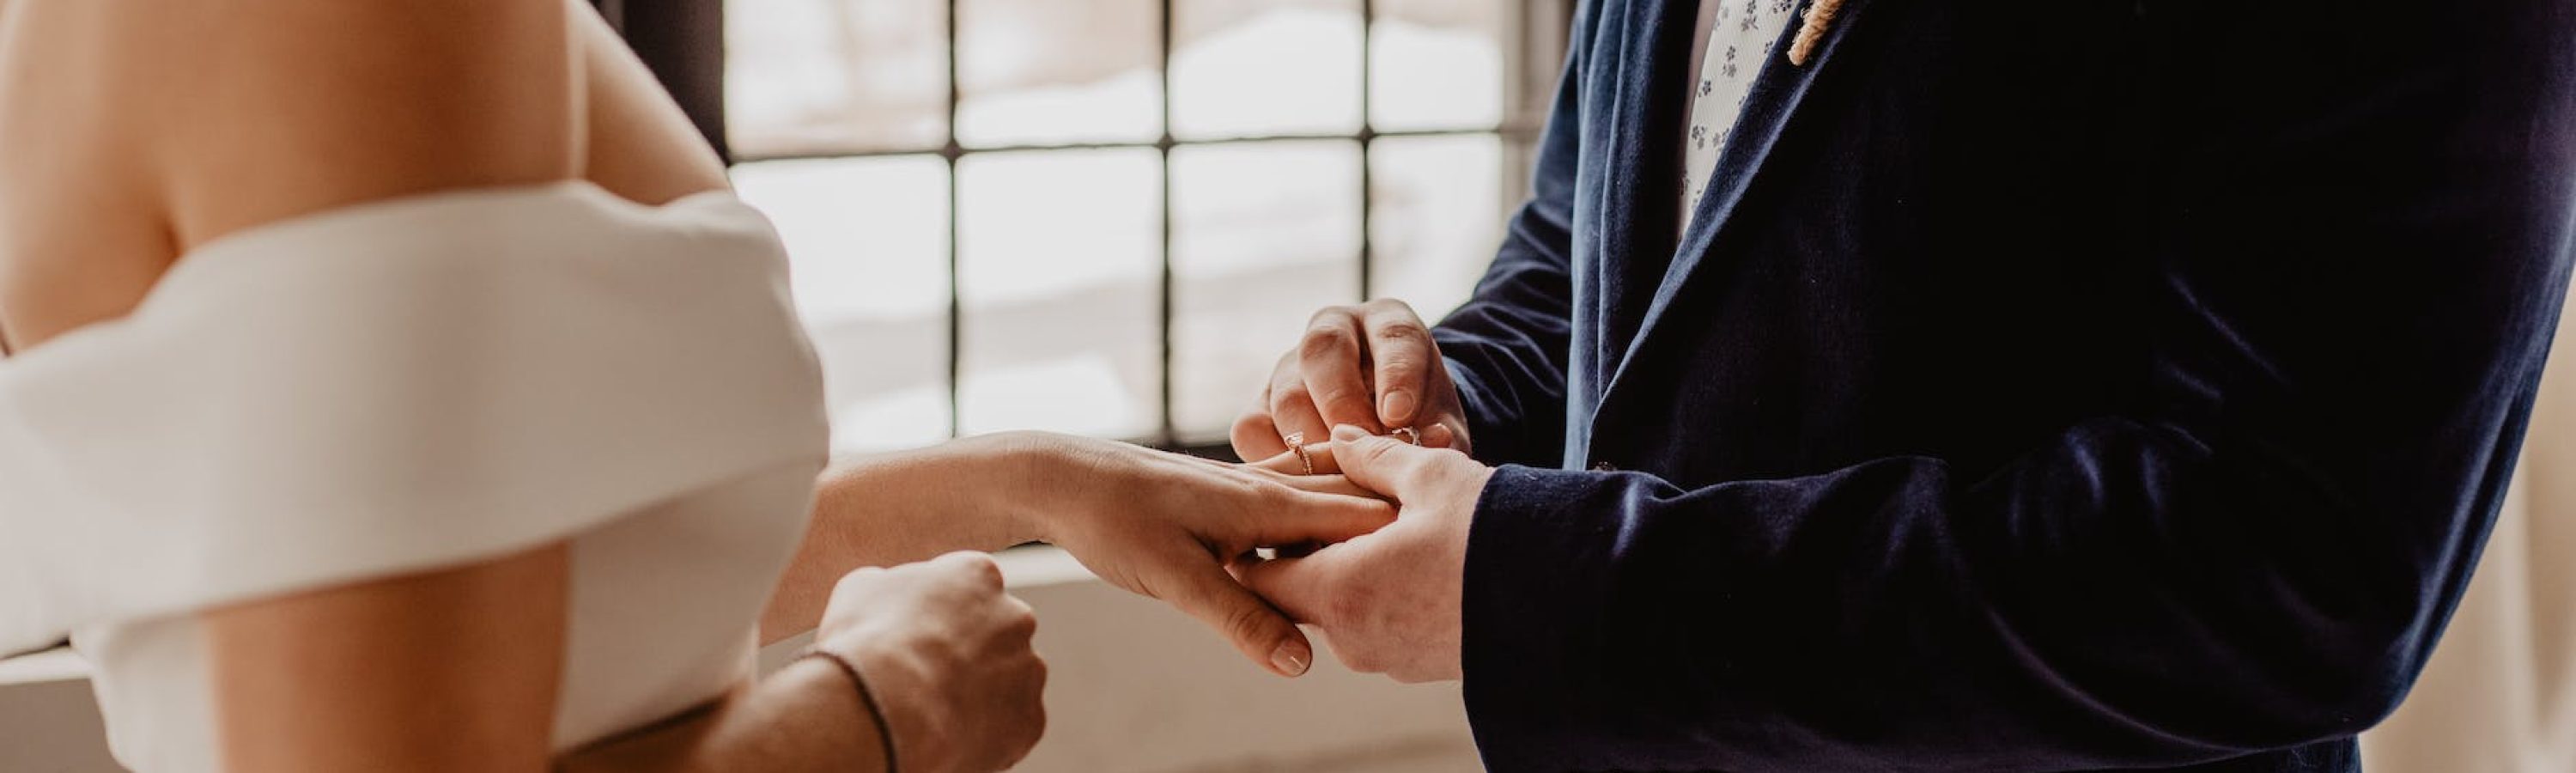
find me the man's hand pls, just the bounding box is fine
[1002,433,1398,679]
[1234,425,1492,683]
[1233,299,1473,467]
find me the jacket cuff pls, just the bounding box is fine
[1461,464,1619,771]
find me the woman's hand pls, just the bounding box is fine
[988,432,1398,678]
[813,552,1047,773]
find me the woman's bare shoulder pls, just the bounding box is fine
[0,0,588,346]
[15,0,582,247]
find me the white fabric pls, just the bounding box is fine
[1680,0,1801,235]
[2361,291,2576,771]
[0,183,829,769]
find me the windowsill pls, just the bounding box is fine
[0,647,85,687]
[0,545,1099,687]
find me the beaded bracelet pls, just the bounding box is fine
[799,648,901,773]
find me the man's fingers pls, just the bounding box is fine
[1247,441,1342,477]
[1419,421,1460,451]
[1297,310,1387,434]
[1328,424,1437,496]
[1163,559,1315,678]
[1359,300,1436,429]
[1231,411,1289,460]
[1268,350,1332,445]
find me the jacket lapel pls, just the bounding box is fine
[1601,0,1879,406]
[1592,0,1700,357]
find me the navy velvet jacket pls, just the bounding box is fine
[1436,1,2576,770]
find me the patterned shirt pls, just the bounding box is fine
[1681,0,1801,236]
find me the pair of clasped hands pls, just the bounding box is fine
[804,301,1490,771]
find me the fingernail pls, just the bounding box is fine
[1271,640,1312,677]
[1423,423,1455,447]
[1381,391,1417,423]
[1331,424,1369,443]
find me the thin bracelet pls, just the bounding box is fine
[799,648,901,773]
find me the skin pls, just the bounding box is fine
[1236,426,1486,683]
[0,2,1033,770]
[1231,301,1490,681]
[0,1,1400,767]
[1231,299,1473,466]
[763,431,1398,678]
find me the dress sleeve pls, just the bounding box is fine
[0,183,829,654]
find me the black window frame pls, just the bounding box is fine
[610,0,1566,458]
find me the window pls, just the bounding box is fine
[726,0,1561,454]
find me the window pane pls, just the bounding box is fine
[733,156,954,453]
[957,149,1163,437]
[726,0,949,157]
[957,0,1162,148]
[1370,0,1506,131]
[1170,141,1362,441]
[1171,0,1363,140]
[1370,134,1505,321]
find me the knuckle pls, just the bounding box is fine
[1307,305,1360,326]
[1297,326,1357,362]
[1231,411,1271,435]
[1272,383,1314,414]
[1225,601,1275,644]
[1370,320,1431,344]
[1361,297,1416,316]
[954,553,1004,585]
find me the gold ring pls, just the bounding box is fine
[1283,431,1315,475]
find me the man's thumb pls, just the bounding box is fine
[1329,423,1426,495]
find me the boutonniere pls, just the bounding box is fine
[1786,0,1846,66]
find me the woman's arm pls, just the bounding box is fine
[761,431,1398,679]
[141,3,910,771]
[155,3,577,770]
[208,546,569,773]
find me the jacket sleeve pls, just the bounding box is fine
[1430,1,1591,469]
[1458,3,2576,770]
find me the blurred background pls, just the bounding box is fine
[714,0,1569,456]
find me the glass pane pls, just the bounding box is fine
[1370,0,1506,131]
[733,156,954,453]
[957,149,1163,437]
[1170,141,1363,441]
[957,0,1162,148]
[1171,0,1363,140]
[1370,134,1505,321]
[726,0,949,157]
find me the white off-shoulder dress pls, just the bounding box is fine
[0,183,830,771]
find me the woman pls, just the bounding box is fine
[0,2,1388,771]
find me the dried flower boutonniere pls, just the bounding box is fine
[1786,0,1846,66]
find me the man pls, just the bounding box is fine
[1229,0,2576,770]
